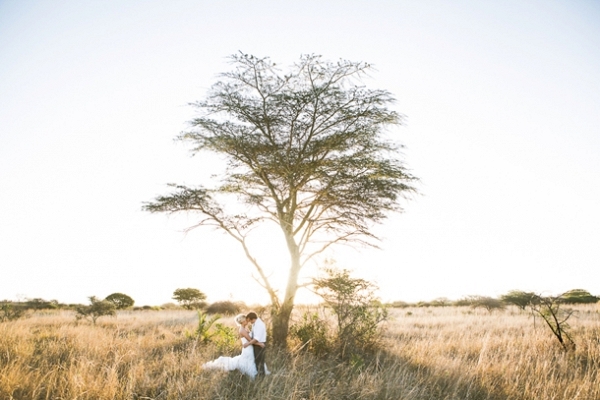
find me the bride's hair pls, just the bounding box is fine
[234,314,247,326]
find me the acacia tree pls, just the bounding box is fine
[144,53,417,345]
[172,288,207,310]
[105,293,135,310]
[500,290,539,310]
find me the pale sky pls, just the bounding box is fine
[1,0,599,306]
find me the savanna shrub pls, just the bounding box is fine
[191,311,222,343]
[25,298,59,310]
[530,294,576,350]
[210,323,240,353]
[75,296,116,324]
[0,301,27,322]
[206,301,244,315]
[289,311,330,357]
[312,267,388,360]
[469,296,505,313]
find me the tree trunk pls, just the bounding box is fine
[271,230,302,347]
[271,298,294,347]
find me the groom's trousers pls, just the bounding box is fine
[252,344,266,375]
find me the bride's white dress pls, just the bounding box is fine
[202,337,259,378]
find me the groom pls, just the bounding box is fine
[246,311,267,376]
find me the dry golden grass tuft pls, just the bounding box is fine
[1,305,599,399]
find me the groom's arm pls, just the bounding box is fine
[239,328,258,347]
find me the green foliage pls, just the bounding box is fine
[172,288,207,310]
[210,323,240,353]
[25,298,59,310]
[289,311,330,357]
[559,289,599,304]
[75,296,116,324]
[206,301,244,315]
[184,311,238,352]
[144,53,417,345]
[311,267,388,360]
[105,293,135,309]
[192,311,222,343]
[0,301,27,322]
[500,290,539,310]
[469,296,505,313]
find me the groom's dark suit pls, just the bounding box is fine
[250,317,267,376]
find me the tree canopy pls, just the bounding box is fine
[559,289,599,304]
[144,53,417,345]
[172,288,207,310]
[105,293,135,310]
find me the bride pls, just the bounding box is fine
[202,313,265,378]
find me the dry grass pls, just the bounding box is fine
[1,305,599,399]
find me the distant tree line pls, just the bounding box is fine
[387,289,599,310]
[387,288,598,350]
[0,288,249,324]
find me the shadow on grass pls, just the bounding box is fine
[191,347,510,400]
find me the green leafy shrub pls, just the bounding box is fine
[290,311,330,357]
[312,267,388,360]
[75,296,116,324]
[25,298,59,310]
[0,301,27,322]
[189,311,222,342]
[210,323,240,352]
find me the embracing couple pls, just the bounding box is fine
[202,311,270,379]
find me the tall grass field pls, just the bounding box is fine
[1,305,599,399]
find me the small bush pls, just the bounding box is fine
[470,296,505,313]
[290,311,330,357]
[312,267,388,360]
[210,323,240,352]
[190,311,222,342]
[206,301,245,315]
[529,293,576,350]
[25,298,59,310]
[75,296,116,324]
[0,301,27,322]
